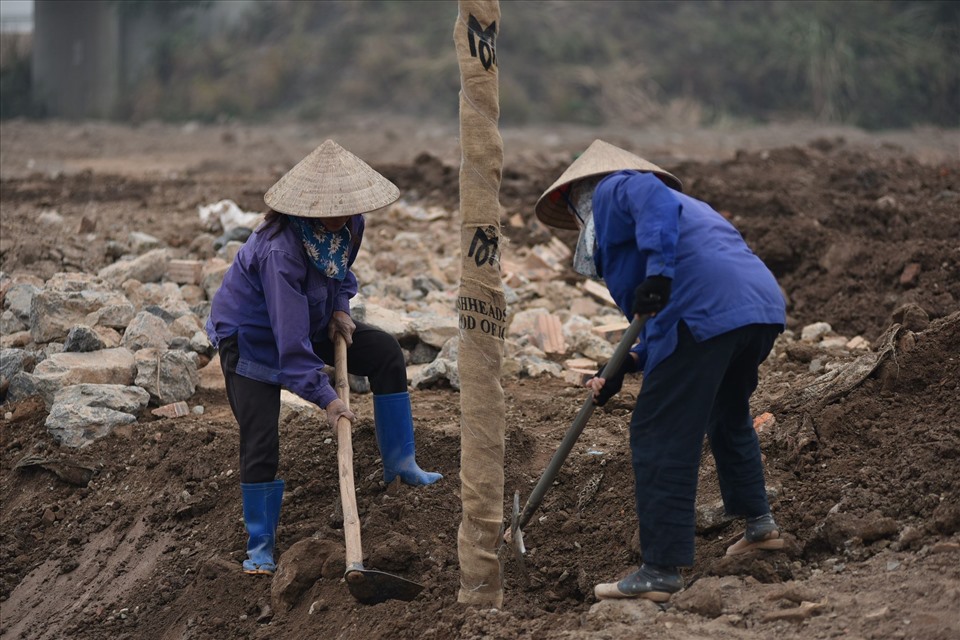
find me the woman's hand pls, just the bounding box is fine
[327,310,356,346]
[325,398,356,430]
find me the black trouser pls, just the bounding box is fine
[630,322,780,567]
[219,321,406,483]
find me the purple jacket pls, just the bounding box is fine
[205,216,363,408]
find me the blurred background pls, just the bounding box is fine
[1,0,957,130]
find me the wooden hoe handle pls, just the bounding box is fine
[334,334,364,568]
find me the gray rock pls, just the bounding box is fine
[63,325,106,353]
[54,383,150,414]
[412,315,458,349]
[348,374,370,394]
[0,330,32,350]
[189,331,213,355]
[180,284,205,306]
[98,248,170,286]
[410,338,460,390]
[213,226,252,250]
[3,283,39,321]
[92,326,123,349]
[519,354,563,379]
[42,343,64,358]
[219,240,244,263]
[201,262,230,301]
[169,314,203,338]
[122,281,182,309]
[1,348,36,399]
[143,305,178,324]
[361,302,416,341]
[801,322,832,342]
[168,337,193,352]
[279,390,320,423]
[412,275,444,294]
[409,342,440,365]
[30,287,134,343]
[37,209,64,225]
[568,331,615,362]
[191,302,212,326]
[6,372,57,406]
[45,384,150,448]
[696,499,736,532]
[1,310,26,334]
[128,231,162,253]
[84,300,136,330]
[135,349,198,405]
[10,347,137,408]
[122,311,174,352]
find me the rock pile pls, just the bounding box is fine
[1,199,880,450]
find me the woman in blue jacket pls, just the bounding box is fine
[535,140,786,602]
[206,140,441,575]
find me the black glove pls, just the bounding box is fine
[593,356,635,407]
[632,276,672,315]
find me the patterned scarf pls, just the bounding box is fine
[290,216,352,281]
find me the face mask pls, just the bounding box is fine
[573,214,601,279]
[568,178,602,280]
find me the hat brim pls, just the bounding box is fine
[534,139,682,230]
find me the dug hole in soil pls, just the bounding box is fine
[1,120,959,640]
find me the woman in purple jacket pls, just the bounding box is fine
[206,140,441,575]
[536,140,786,602]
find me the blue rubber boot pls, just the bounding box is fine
[240,479,284,574]
[373,392,442,486]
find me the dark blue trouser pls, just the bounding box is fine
[219,321,406,483]
[631,322,780,567]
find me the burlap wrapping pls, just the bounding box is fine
[454,0,506,607]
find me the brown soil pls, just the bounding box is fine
[1,119,959,640]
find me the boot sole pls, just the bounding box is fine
[725,532,785,556]
[243,567,275,575]
[594,582,673,602]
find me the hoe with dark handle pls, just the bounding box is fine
[334,334,425,604]
[505,315,648,584]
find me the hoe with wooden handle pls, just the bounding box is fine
[334,334,424,604]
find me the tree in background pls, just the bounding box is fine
[5,0,958,129]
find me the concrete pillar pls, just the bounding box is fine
[32,0,120,119]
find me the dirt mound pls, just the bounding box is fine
[769,311,960,552]
[1,126,959,640]
[677,142,960,339]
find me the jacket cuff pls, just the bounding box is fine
[629,345,648,372]
[315,385,339,409]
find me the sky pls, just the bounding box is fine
[0,0,33,32]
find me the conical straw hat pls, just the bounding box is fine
[534,139,682,230]
[264,139,400,218]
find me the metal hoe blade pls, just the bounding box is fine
[505,316,648,583]
[345,566,424,605]
[509,491,529,586]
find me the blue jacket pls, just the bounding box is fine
[205,216,362,408]
[592,171,785,374]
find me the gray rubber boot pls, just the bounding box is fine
[594,563,683,602]
[726,512,785,556]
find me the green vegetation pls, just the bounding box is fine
[4,0,958,128]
